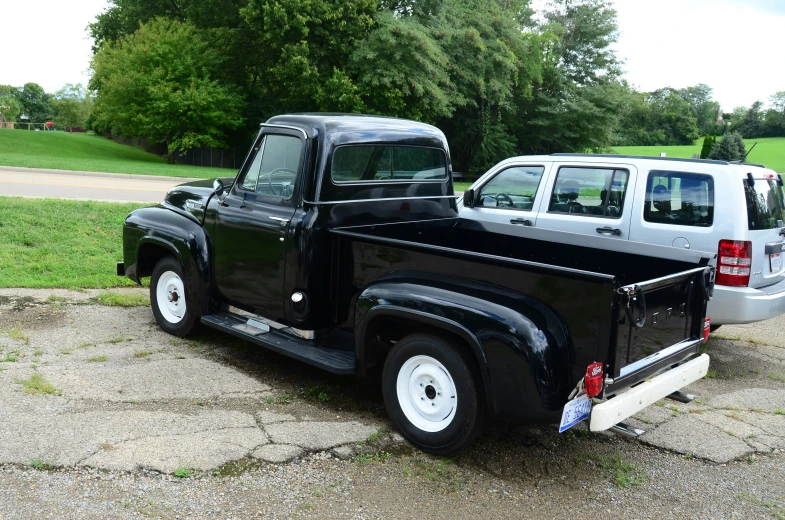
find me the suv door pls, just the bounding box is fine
[535,162,637,239]
[213,129,304,321]
[460,163,551,229]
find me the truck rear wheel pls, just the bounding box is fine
[382,334,484,455]
[150,256,199,337]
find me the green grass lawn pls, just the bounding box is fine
[0,197,147,289]
[614,137,785,173]
[0,130,228,178]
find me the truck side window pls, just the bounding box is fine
[644,171,714,227]
[239,134,303,199]
[549,167,629,217]
[332,145,447,182]
[477,166,545,210]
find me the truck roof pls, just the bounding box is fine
[266,113,448,149]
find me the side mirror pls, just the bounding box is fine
[213,179,225,195]
[463,188,475,208]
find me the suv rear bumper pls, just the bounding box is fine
[590,354,710,432]
[709,278,785,325]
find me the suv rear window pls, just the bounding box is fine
[332,146,447,183]
[745,178,785,230]
[644,171,714,227]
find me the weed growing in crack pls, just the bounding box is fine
[95,291,150,307]
[302,385,331,402]
[266,394,292,405]
[88,355,109,363]
[174,466,193,478]
[133,349,154,358]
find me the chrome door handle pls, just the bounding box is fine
[510,218,532,226]
[269,216,290,227]
[596,226,622,236]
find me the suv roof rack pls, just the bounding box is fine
[550,153,730,166]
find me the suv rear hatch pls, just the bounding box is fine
[742,170,785,289]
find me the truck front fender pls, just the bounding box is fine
[355,274,571,422]
[123,206,212,314]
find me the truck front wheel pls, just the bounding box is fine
[150,256,199,337]
[382,334,484,455]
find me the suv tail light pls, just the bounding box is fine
[584,362,604,398]
[716,240,752,287]
[703,317,711,344]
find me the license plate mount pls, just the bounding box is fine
[771,253,782,272]
[559,394,592,433]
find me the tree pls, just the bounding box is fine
[18,83,52,122]
[0,95,20,122]
[51,84,93,130]
[737,101,763,138]
[709,132,746,162]
[90,18,244,158]
[699,134,715,159]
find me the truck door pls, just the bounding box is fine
[212,129,304,321]
[535,162,637,240]
[460,163,551,230]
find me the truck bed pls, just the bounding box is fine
[332,217,714,402]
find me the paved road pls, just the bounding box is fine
[0,168,195,202]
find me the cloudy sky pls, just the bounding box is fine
[1,0,783,111]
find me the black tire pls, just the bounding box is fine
[149,256,200,337]
[382,333,484,455]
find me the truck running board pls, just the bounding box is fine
[201,312,356,375]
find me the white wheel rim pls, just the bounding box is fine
[156,271,186,324]
[396,355,457,433]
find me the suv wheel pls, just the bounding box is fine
[382,334,484,454]
[150,256,199,337]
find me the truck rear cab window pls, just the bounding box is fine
[644,171,714,227]
[745,178,785,230]
[478,166,545,211]
[549,167,629,217]
[332,146,447,183]
[240,134,302,199]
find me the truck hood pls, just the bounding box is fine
[163,178,234,223]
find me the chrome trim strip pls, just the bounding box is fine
[303,195,457,205]
[224,305,318,339]
[619,338,701,378]
[260,123,308,139]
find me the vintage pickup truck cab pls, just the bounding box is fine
[119,114,715,453]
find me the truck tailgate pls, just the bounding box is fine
[606,265,714,395]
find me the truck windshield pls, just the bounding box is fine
[332,146,447,182]
[745,179,785,230]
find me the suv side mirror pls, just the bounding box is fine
[463,188,475,208]
[213,179,225,195]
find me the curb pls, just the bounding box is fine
[0,165,205,183]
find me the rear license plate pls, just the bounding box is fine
[559,394,591,433]
[771,253,782,272]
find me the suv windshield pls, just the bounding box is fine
[745,179,785,230]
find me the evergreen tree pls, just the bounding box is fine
[708,132,746,162]
[699,135,714,159]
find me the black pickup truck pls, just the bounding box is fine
[119,114,714,454]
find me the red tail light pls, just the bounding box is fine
[703,317,711,344]
[584,362,604,398]
[716,240,752,287]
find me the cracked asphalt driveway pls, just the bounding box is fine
[1,288,784,519]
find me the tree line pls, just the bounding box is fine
[0,83,92,130]
[2,0,782,174]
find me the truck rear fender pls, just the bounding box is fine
[123,206,211,314]
[355,278,571,421]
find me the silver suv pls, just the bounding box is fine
[459,154,785,326]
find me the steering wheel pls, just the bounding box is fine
[268,168,297,197]
[495,193,514,208]
[568,201,584,214]
[376,175,392,181]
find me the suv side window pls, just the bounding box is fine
[549,167,629,217]
[477,166,545,210]
[644,171,714,227]
[239,134,302,199]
